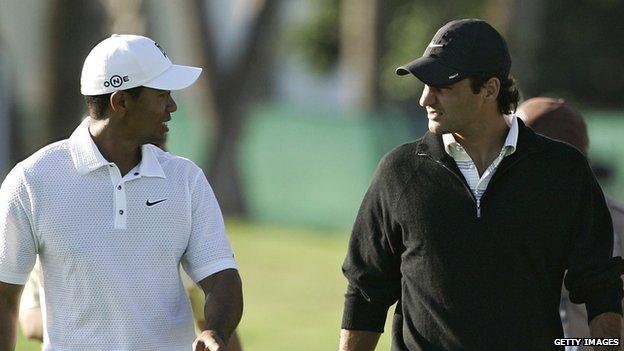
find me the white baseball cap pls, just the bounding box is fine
[80,34,202,95]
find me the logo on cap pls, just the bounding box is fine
[103,75,130,88]
[154,42,168,58]
[449,73,459,79]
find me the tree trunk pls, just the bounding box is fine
[102,0,147,35]
[45,0,106,142]
[0,38,12,176]
[486,0,545,98]
[187,0,282,215]
[339,0,381,111]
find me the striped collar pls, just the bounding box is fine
[442,114,519,157]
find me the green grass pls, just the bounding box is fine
[17,220,394,350]
[16,329,39,351]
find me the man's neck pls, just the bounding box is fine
[452,114,510,175]
[88,118,141,176]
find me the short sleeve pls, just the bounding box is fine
[180,170,237,283]
[0,165,38,284]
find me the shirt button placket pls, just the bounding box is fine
[108,165,127,229]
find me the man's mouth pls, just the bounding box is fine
[427,110,442,119]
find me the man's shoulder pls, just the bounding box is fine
[371,140,423,186]
[379,140,421,170]
[530,132,587,164]
[17,139,72,176]
[1,140,70,197]
[147,145,204,177]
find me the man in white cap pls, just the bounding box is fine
[0,34,242,351]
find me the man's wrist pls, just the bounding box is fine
[201,328,228,345]
[589,312,622,351]
[339,329,381,351]
[193,329,227,350]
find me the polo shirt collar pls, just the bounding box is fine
[69,117,166,178]
[416,117,543,166]
[441,115,519,156]
[138,145,166,178]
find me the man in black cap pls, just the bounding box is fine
[339,19,623,351]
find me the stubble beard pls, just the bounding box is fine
[428,120,449,135]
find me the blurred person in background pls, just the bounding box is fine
[18,258,44,342]
[518,97,624,351]
[339,18,622,351]
[0,34,242,351]
[19,260,244,351]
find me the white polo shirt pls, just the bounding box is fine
[0,117,237,351]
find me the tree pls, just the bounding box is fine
[0,33,13,175]
[485,0,545,99]
[289,0,487,110]
[292,0,624,109]
[338,0,383,110]
[185,0,283,215]
[44,0,107,144]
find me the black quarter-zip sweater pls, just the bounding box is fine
[341,120,623,351]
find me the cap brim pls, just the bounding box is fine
[143,64,202,91]
[395,57,464,87]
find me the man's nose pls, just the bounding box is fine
[419,85,435,108]
[167,95,177,113]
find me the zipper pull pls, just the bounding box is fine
[476,199,481,218]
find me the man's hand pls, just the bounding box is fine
[193,330,226,351]
[589,312,622,351]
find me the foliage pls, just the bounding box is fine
[286,0,341,74]
[286,0,624,108]
[536,0,624,107]
[287,0,486,106]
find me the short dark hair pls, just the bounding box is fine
[468,74,519,115]
[84,86,144,119]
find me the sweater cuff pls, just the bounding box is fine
[586,287,623,323]
[341,294,390,332]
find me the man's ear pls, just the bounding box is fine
[110,91,127,113]
[483,77,501,101]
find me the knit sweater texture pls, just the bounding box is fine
[341,120,623,351]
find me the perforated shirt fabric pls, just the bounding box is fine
[0,117,238,351]
[442,115,518,202]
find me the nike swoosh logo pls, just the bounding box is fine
[146,199,167,206]
[448,73,459,79]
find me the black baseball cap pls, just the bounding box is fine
[396,19,511,87]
